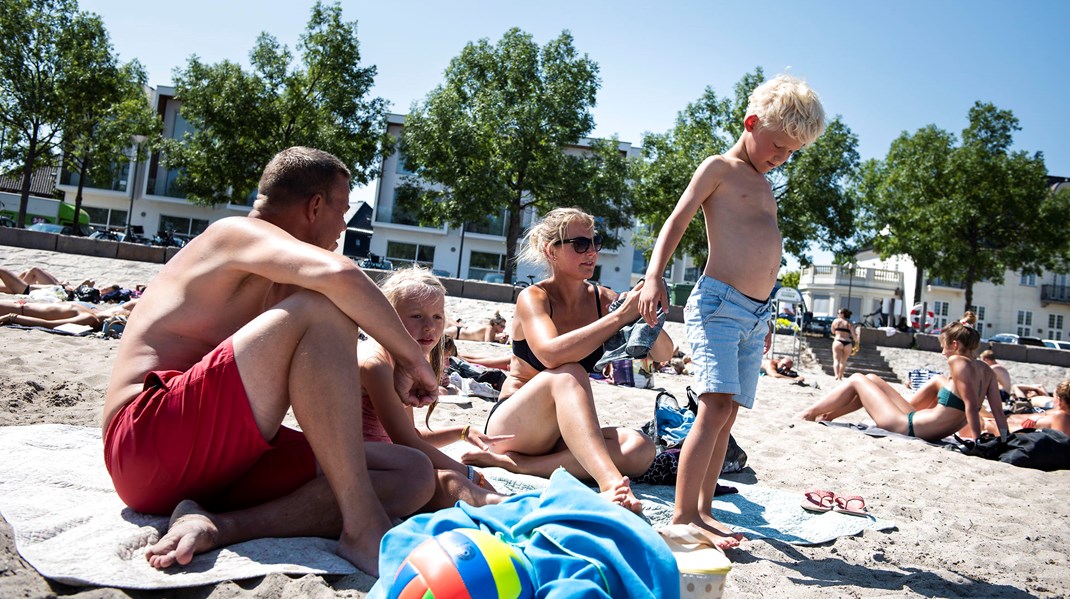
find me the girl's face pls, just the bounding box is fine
[394,290,445,355]
[940,338,960,357]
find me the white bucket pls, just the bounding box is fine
[674,545,732,598]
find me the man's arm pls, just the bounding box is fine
[638,156,726,326]
[216,218,437,403]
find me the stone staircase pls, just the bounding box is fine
[802,335,901,384]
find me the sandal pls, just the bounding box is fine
[800,489,835,513]
[833,494,868,516]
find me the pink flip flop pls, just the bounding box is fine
[800,489,835,513]
[833,494,868,516]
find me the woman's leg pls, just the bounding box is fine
[831,339,843,379]
[482,363,643,512]
[464,427,654,479]
[801,374,864,421]
[907,375,947,410]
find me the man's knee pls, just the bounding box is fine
[281,290,358,332]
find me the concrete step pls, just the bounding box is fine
[802,338,901,384]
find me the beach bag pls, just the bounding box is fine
[74,284,101,303]
[101,315,127,339]
[958,430,1070,471]
[636,388,747,484]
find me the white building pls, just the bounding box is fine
[369,114,639,291]
[56,86,251,241]
[799,249,1070,341]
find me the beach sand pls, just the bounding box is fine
[2,246,1069,598]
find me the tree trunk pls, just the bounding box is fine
[503,195,523,283]
[74,155,90,236]
[16,138,37,228]
[913,267,924,305]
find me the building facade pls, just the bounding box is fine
[369,114,639,291]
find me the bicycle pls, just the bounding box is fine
[859,309,884,328]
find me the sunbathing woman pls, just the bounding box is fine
[983,380,1070,436]
[801,312,1009,442]
[447,311,509,343]
[0,298,137,331]
[831,308,856,380]
[359,267,509,510]
[463,208,673,513]
[0,266,65,295]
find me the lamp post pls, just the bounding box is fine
[125,135,147,240]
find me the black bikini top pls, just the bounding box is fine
[512,283,605,373]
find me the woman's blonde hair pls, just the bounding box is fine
[746,74,826,146]
[516,207,595,274]
[941,311,981,353]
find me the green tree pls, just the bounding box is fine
[859,102,1069,313]
[397,28,631,282]
[161,1,387,206]
[62,41,161,234]
[0,0,122,227]
[780,269,800,289]
[630,68,861,267]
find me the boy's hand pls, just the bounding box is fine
[614,279,645,321]
[637,277,666,327]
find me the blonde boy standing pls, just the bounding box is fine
[638,75,825,549]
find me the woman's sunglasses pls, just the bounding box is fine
[555,234,603,254]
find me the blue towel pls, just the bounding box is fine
[369,469,679,599]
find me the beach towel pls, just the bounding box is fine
[956,429,1070,471]
[369,469,680,599]
[818,420,960,449]
[0,424,360,589]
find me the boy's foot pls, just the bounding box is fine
[662,520,740,551]
[145,500,220,569]
[600,476,643,514]
[698,512,747,543]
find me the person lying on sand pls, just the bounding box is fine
[762,356,806,385]
[801,312,1009,442]
[446,311,509,343]
[0,298,136,330]
[983,380,1070,436]
[0,266,65,295]
[102,147,439,577]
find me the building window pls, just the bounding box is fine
[1020,273,1037,286]
[632,248,648,275]
[469,251,505,281]
[395,151,414,175]
[590,265,603,283]
[970,305,986,332]
[375,190,436,227]
[159,215,209,241]
[467,209,508,237]
[1049,314,1064,340]
[811,293,831,315]
[385,241,435,269]
[1017,310,1033,337]
[83,206,128,230]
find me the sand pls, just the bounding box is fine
[2,245,1069,598]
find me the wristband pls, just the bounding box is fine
[466,465,476,481]
[461,425,470,442]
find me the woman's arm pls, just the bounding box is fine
[361,353,465,474]
[515,283,639,370]
[984,365,1010,438]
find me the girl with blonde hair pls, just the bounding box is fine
[464,208,674,513]
[360,266,510,510]
[801,312,1009,442]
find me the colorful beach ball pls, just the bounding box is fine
[387,528,534,599]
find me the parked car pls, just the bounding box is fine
[0,215,15,228]
[803,315,835,336]
[28,222,75,235]
[431,269,451,278]
[357,254,393,270]
[988,333,1045,347]
[1043,339,1070,351]
[482,273,505,284]
[90,230,124,242]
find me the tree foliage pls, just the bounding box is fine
[162,1,387,206]
[858,102,1069,312]
[0,0,133,226]
[630,68,861,267]
[398,28,631,282]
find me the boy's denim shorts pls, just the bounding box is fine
[684,275,772,409]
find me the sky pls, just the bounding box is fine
[78,0,1070,266]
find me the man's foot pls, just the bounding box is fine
[145,500,220,569]
[337,523,388,577]
[600,476,642,514]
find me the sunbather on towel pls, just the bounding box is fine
[0,266,65,295]
[0,298,136,330]
[102,147,439,577]
[446,311,510,343]
[801,311,1010,442]
[984,380,1070,436]
[762,356,806,384]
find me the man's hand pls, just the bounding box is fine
[392,354,439,408]
[637,278,666,327]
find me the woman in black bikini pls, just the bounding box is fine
[801,312,1009,442]
[462,208,672,513]
[831,308,856,380]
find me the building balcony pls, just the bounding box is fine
[800,265,902,292]
[1041,284,1070,305]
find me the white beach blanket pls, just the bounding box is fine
[0,425,895,589]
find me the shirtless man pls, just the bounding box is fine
[102,147,438,576]
[979,350,1012,402]
[639,75,825,549]
[762,356,806,385]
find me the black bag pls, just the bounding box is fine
[957,429,1070,471]
[74,284,100,303]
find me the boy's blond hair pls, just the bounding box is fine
[517,207,595,274]
[746,74,826,146]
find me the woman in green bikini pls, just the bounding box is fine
[801,312,1009,442]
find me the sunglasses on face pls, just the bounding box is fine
[555,234,603,254]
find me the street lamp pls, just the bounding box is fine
[125,135,148,240]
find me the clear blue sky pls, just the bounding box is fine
[79,0,1070,265]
